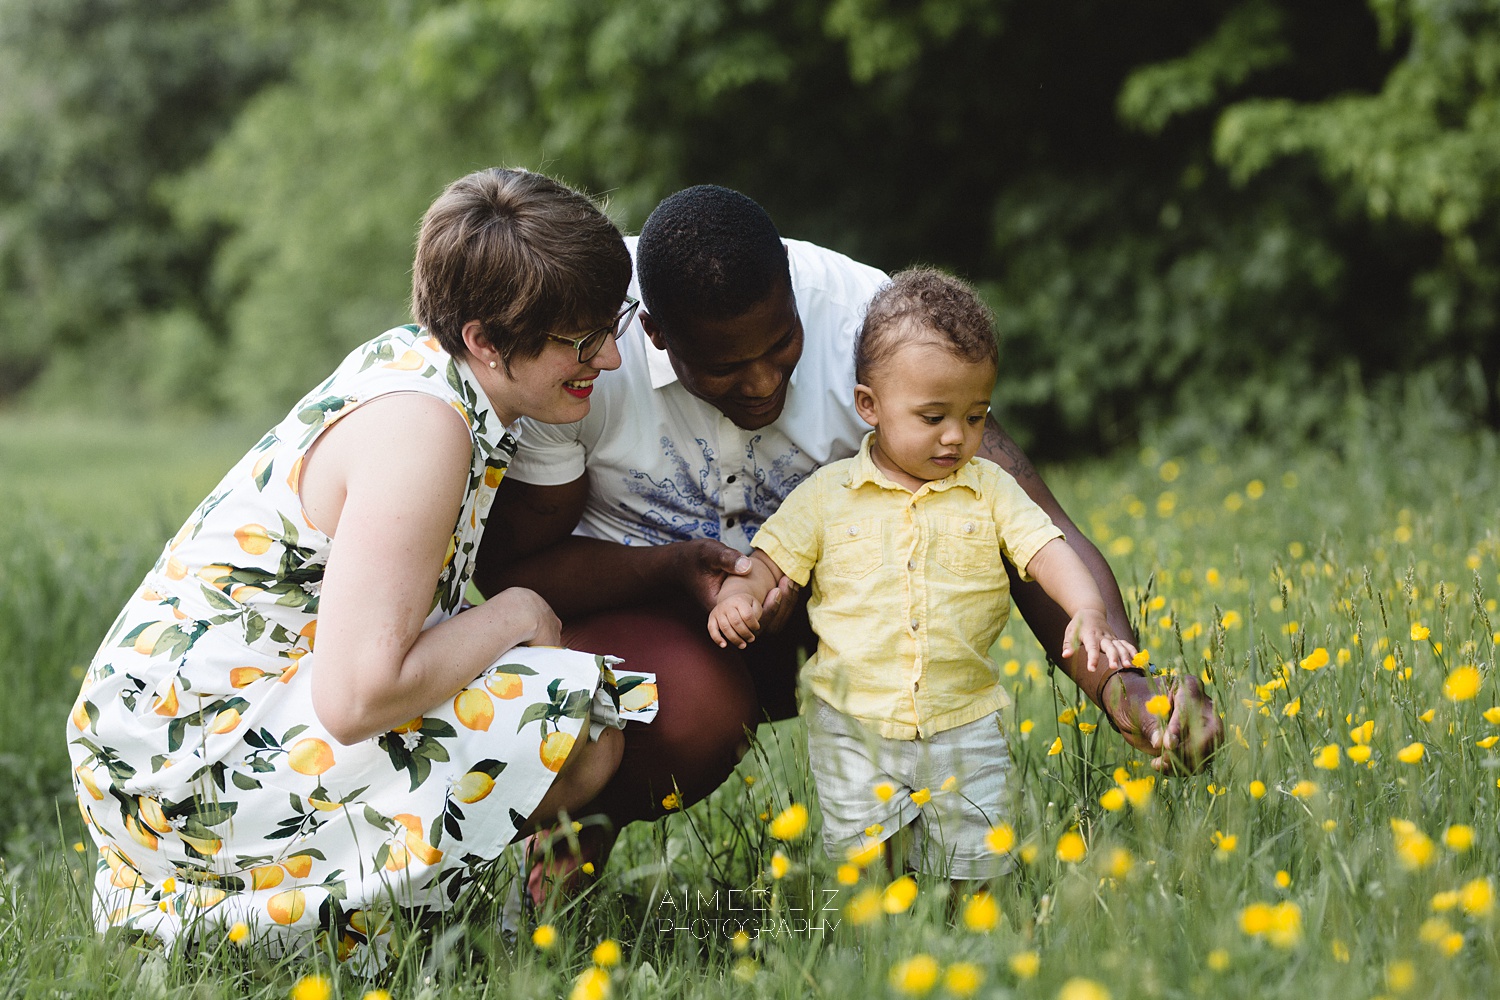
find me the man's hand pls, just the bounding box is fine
[1102,670,1223,774]
[671,538,800,634]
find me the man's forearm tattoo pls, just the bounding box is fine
[984,420,1036,481]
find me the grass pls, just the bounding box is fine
[3,407,1498,999]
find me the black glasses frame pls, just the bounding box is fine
[546,297,640,363]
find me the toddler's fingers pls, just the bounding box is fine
[708,616,729,649]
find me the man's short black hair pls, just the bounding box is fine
[636,185,790,338]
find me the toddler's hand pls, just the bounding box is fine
[708,593,764,649]
[1061,608,1139,673]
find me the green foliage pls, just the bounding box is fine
[2,0,1499,448]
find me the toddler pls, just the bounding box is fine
[708,267,1137,878]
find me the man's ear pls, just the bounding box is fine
[640,311,669,352]
[853,383,879,425]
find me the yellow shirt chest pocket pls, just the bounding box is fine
[820,517,884,579]
[934,515,1000,577]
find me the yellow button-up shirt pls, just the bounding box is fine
[753,433,1064,739]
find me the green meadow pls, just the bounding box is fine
[3,408,1498,999]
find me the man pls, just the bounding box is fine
[475,185,1221,886]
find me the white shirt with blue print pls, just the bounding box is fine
[506,238,888,554]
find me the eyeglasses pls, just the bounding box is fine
[546,297,640,363]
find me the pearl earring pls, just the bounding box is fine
[488,360,497,369]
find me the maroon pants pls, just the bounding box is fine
[563,598,813,828]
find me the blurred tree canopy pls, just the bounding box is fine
[1,0,1497,452]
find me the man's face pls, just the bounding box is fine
[643,278,804,430]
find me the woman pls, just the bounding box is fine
[66,168,648,968]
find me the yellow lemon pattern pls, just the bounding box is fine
[65,325,657,974]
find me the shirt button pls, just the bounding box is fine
[725,517,736,528]
[847,525,859,536]
[910,619,919,630]
[726,474,737,484]
[963,521,975,534]
[907,559,915,570]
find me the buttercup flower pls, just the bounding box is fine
[290,976,331,1000]
[1443,665,1481,702]
[882,875,918,914]
[768,803,808,841]
[889,954,939,996]
[985,824,1016,854]
[1058,976,1111,1000]
[962,892,1000,932]
[1008,950,1040,979]
[944,962,984,998]
[592,938,621,968]
[1397,742,1425,764]
[569,967,610,1000]
[1313,744,1340,770]
[1411,623,1430,641]
[1056,831,1087,863]
[531,924,558,950]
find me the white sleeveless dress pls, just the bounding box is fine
[66,325,657,969]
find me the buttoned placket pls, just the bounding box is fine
[716,414,753,550]
[904,484,932,736]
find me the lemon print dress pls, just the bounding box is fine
[66,326,657,969]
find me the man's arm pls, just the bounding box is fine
[473,474,753,620]
[981,416,1222,772]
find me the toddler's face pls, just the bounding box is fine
[855,339,996,489]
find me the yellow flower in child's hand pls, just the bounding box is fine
[768,803,808,841]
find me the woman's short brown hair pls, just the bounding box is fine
[412,168,631,367]
[854,267,1000,385]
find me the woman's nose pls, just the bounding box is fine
[592,333,623,372]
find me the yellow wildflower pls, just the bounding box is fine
[1099,788,1126,811]
[910,787,931,807]
[1392,819,1436,869]
[1347,744,1372,763]
[769,852,790,879]
[844,887,882,925]
[1443,825,1474,852]
[1431,890,1461,912]
[569,967,611,1000]
[1289,780,1319,799]
[290,976,331,1000]
[962,892,1000,932]
[1019,719,1034,734]
[1411,623,1430,641]
[1122,776,1156,809]
[1483,706,1500,724]
[847,839,885,868]
[1396,742,1425,764]
[1461,877,1494,916]
[1206,949,1230,971]
[1249,780,1267,799]
[1047,737,1063,756]
[1131,649,1152,669]
[731,929,750,953]
[889,954,939,996]
[1105,846,1134,879]
[943,962,984,998]
[660,793,681,811]
[768,803,809,841]
[1313,744,1340,770]
[592,938,621,968]
[1442,665,1482,702]
[836,863,859,886]
[531,924,558,950]
[1386,960,1416,992]
[1056,831,1087,863]
[1350,720,1375,744]
[1283,698,1301,717]
[1058,976,1112,1000]
[1220,610,1241,628]
[882,876,918,914]
[940,775,958,793]
[1058,707,1078,726]
[1211,831,1237,856]
[1275,870,1291,888]
[984,824,1016,855]
[873,781,896,802]
[1008,950,1040,979]
[1299,647,1330,671]
[1477,736,1499,749]
[227,921,249,945]
[1145,694,1171,718]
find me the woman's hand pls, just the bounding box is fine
[489,587,562,647]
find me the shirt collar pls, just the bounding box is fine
[844,431,984,498]
[449,352,520,464]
